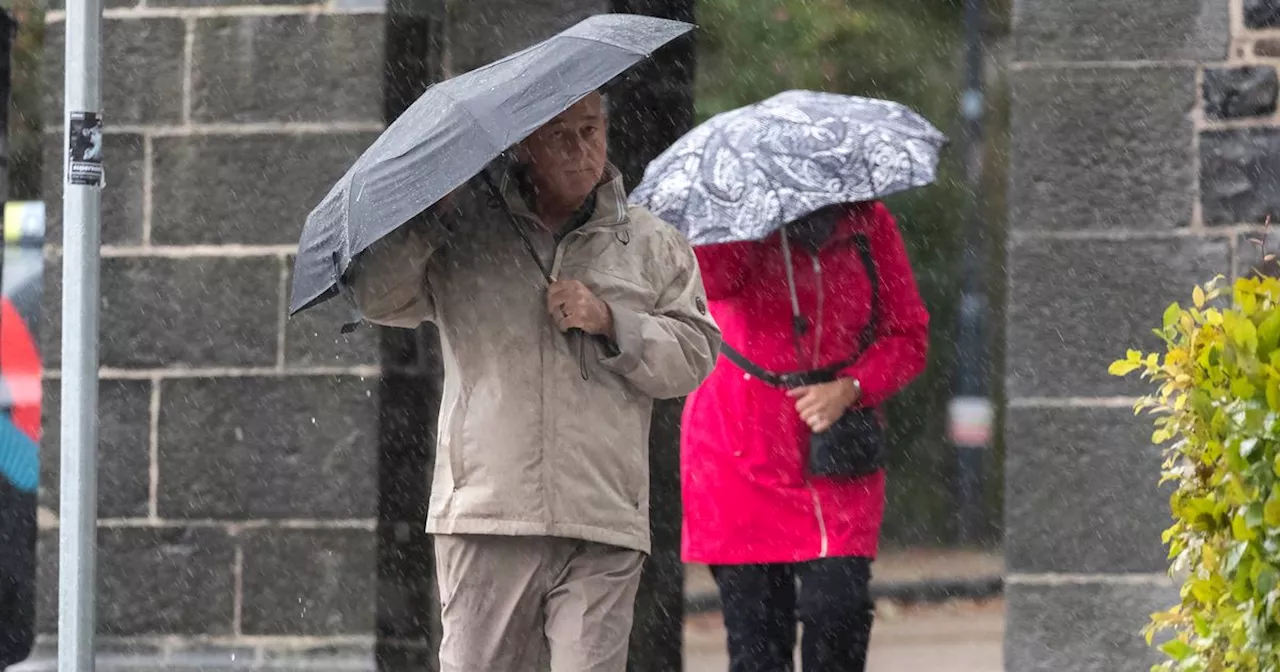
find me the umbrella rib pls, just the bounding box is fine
[560,33,651,56]
[437,88,506,154]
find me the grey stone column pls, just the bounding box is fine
[38,0,387,665]
[1004,0,1236,669]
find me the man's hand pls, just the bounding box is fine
[548,279,615,338]
[787,378,861,433]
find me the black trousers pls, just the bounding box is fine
[711,557,874,672]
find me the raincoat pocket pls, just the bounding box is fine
[444,386,472,489]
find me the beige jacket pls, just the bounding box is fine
[349,165,721,553]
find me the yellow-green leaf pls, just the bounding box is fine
[1164,303,1182,330]
[1236,316,1260,353]
[1194,285,1206,309]
[1233,378,1259,399]
[1264,487,1280,527]
[1110,360,1141,376]
[1160,638,1194,661]
[1260,310,1280,355]
[1234,512,1257,541]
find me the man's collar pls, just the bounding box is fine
[499,163,628,232]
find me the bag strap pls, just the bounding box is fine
[721,228,881,387]
[851,233,879,356]
[778,229,880,360]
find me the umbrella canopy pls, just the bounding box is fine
[628,90,947,246]
[290,13,694,315]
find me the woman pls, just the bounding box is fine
[681,200,929,671]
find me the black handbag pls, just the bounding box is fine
[719,229,886,479]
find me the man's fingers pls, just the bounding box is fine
[795,394,822,415]
[547,286,573,306]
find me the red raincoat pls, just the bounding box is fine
[680,201,929,565]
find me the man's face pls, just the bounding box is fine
[520,93,609,210]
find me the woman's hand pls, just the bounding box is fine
[787,378,861,433]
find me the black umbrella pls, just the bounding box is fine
[290,13,694,316]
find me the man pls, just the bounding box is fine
[348,92,721,671]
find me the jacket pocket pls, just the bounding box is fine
[444,386,472,489]
[620,404,649,510]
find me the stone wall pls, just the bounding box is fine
[31,0,693,667]
[36,0,388,665]
[1001,0,1280,668]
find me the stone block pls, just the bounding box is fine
[240,528,377,636]
[261,642,378,666]
[1005,407,1170,573]
[1013,0,1228,62]
[1255,38,1280,58]
[43,19,185,126]
[43,132,146,246]
[283,260,379,367]
[150,0,317,7]
[43,0,136,9]
[156,376,378,519]
[1247,0,1280,29]
[39,258,60,371]
[1201,128,1280,226]
[1006,237,1229,398]
[1010,67,1195,232]
[40,379,151,519]
[1237,232,1280,278]
[150,133,376,246]
[37,527,235,635]
[68,257,280,369]
[1203,66,1279,119]
[191,15,384,124]
[1005,580,1176,672]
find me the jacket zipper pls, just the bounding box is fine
[807,482,830,558]
[805,251,829,558]
[810,253,824,367]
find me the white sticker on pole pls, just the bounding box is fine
[948,396,993,448]
[66,112,103,187]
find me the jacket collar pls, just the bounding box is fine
[499,163,629,233]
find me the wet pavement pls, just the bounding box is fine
[683,548,1005,671]
[684,598,1005,671]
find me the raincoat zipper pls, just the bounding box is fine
[778,232,839,558]
[554,229,595,380]
[807,482,830,558]
[799,247,830,558]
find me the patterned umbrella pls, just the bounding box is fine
[629,90,947,246]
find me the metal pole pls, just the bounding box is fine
[59,0,104,664]
[948,0,991,546]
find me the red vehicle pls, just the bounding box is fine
[0,201,45,668]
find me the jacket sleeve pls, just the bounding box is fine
[599,224,723,400]
[693,240,760,300]
[348,212,451,329]
[839,202,930,408]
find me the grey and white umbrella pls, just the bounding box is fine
[289,13,693,316]
[629,90,947,246]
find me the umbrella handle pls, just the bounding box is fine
[478,168,553,283]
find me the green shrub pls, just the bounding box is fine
[1113,271,1280,671]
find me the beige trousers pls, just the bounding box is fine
[434,534,646,672]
